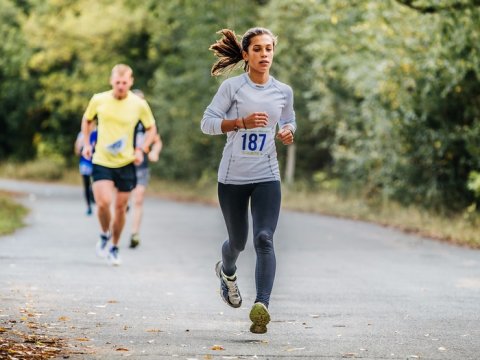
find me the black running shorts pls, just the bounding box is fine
[92,163,137,192]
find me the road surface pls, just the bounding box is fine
[0,178,479,359]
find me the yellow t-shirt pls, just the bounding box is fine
[83,90,155,168]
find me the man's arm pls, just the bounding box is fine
[147,133,163,162]
[138,125,157,153]
[81,116,94,159]
[134,125,157,165]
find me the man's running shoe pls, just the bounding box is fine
[96,233,110,258]
[215,261,242,308]
[107,246,121,266]
[129,233,140,249]
[249,302,270,334]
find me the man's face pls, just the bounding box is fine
[110,71,133,99]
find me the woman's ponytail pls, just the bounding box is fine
[209,29,244,76]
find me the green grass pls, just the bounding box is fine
[0,159,65,181]
[0,161,478,248]
[0,191,28,236]
[281,187,480,249]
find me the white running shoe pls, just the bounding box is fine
[107,246,121,266]
[215,261,242,308]
[96,233,110,258]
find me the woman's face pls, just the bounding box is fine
[243,34,274,74]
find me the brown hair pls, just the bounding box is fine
[209,27,277,76]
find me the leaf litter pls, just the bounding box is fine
[0,307,89,359]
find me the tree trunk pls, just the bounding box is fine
[285,143,296,185]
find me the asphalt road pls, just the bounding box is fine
[0,178,479,360]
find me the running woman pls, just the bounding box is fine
[201,28,296,334]
[81,64,156,266]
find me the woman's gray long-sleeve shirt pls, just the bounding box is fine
[201,73,296,185]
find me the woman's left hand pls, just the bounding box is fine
[276,127,294,145]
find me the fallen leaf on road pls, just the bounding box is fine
[211,344,225,350]
[116,347,129,351]
[342,353,357,358]
[286,347,305,352]
[146,328,162,332]
[75,338,90,342]
[58,316,69,321]
[107,300,118,303]
[245,340,268,345]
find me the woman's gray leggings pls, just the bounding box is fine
[218,181,281,307]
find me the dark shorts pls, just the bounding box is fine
[92,163,137,192]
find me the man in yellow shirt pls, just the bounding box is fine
[81,64,156,265]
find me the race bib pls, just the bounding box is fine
[105,136,127,155]
[233,129,271,157]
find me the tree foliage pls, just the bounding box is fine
[0,0,479,211]
[0,0,36,159]
[263,0,480,211]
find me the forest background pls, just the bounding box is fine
[0,0,479,245]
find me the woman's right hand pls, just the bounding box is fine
[243,112,269,129]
